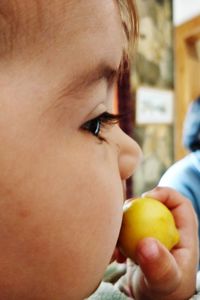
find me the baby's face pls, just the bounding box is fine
[0,1,141,299]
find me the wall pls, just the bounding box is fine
[173,0,200,26]
[132,0,174,196]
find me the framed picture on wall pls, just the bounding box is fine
[136,86,174,124]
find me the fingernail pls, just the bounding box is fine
[141,191,154,198]
[141,187,159,198]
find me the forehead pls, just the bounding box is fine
[1,0,124,64]
[48,0,124,69]
[61,0,124,66]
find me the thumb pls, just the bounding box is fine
[134,238,181,295]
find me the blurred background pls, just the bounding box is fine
[117,0,200,197]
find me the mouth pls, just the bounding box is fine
[111,246,126,264]
[109,193,129,264]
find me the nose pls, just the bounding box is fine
[117,127,143,180]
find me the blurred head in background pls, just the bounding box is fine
[183,97,200,152]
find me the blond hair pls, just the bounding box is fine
[117,0,139,58]
[115,0,138,79]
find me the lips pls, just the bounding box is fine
[109,193,128,264]
[111,247,126,263]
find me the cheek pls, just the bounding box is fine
[0,132,124,298]
[65,163,123,273]
[43,143,124,286]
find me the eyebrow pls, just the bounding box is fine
[58,61,121,100]
[84,63,120,86]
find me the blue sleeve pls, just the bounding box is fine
[159,159,200,224]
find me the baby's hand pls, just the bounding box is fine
[128,187,199,300]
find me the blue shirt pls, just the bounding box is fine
[159,150,200,237]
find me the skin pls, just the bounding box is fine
[120,187,199,300]
[0,1,198,299]
[0,1,141,299]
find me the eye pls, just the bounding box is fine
[82,112,121,140]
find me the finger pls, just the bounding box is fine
[134,238,181,295]
[143,187,198,251]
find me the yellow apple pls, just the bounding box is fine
[118,197,180,262]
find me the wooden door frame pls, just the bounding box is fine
[174,15,200,160]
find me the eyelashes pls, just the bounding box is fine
[82,112,122,139]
